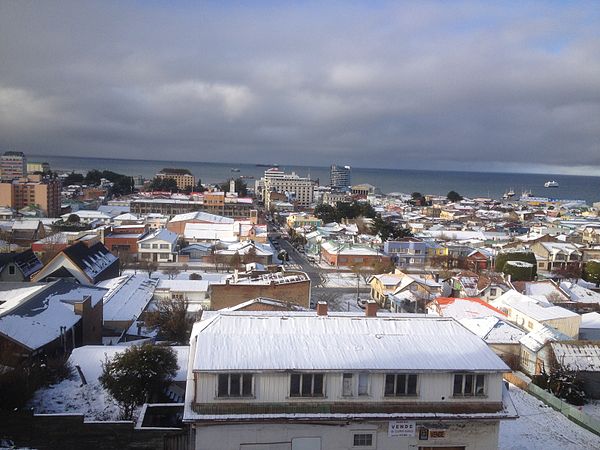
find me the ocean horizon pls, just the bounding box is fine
[31,154,600,206]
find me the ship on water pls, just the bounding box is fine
[544,180,559,188]
[502,188,515,199]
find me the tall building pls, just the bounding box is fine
[155,168,196,190]
[329,164,351,191]
[1,151,27,181]
[262,168,314,208]
[0,174,61,217]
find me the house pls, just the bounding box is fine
[96,274,158,334]
[0,279,106,366]
[103,224,148,256]
[466,249,491,272]
[459,316,526,368]
[214,240,274,266]
[0,249,42,281]
[387,274,442,312]
[447,271,481,297]
[383,238,428,268]
[138,228,178,262]
[183,307,516,450]
[286,214,323,229]
[580,312,600,340]
[519,325,571,376]
[31,241,119,285]
[491,290,581,339]
[7,220,47,246]
[179,243,214,262]
[154,279,211,313]
[367,272,404,304]
[167,211,235,235]
[551,341,600,399]
[427,297,508,320]
[320,241,390,268]
[209,270,311,310]
[582,225,600,245]
[530,242,582,272]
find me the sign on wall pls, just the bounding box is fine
[388,421,416,437]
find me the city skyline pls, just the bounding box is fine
[1,1,599,175]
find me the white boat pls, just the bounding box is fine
[544,180,559,188]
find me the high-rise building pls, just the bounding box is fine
[1,151,27,181]
[0,174,61,217]
[262,168,314,208]
[329,165,351,191]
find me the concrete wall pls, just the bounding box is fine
[192,419,500,450]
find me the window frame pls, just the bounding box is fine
[289,373,325,398]
[352,432,375,449]
[384,373,419,397]
[217,373,254,398]
[452,373,486,397]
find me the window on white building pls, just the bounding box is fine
[384,373,418,396]
[290,373,324,397]
[352,433,374,448]
[453,373,485,396]
[217,373,253,397]
[358,373,369,396]
[342,373,353,396]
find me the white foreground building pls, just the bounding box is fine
[183,304,516,450]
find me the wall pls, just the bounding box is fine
[194,372,503,405]
[192,419,501,450]
[210,280,310,309]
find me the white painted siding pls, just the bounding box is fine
[194,371,504,404]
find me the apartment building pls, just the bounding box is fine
[0,175,61,217]
[329,164,351,191]
[156,168,196,190]
[261,168,314,208]
[0,151,27,180]
[183,306,515,450]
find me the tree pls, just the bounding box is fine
[100,344,178,419]
[584,260,600,287]
[552,265,582,283]
[229,251,241,271]
[139,260,158,278]
[145,297,194,344]
[243,246,258,265]
[163,266,181,280]
[66,213,80,223]
[148,177,178,192]
[495,251,538,276]
[314,203,338,224]
[118,252,133,275]
[64,172,85,185]
[447,191,463,202]
[189,272,202,280]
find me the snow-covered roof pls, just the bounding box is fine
[560,282,600,304]
[520,325,570,352]
[169,211,234,224]
[191,312,509,372]
[69,344,189,382]
[581,312,600,329]
[183,222,235,241]
[97,275,158,322]
[156,279,210,292]
[0,280,107,351]
[0,283,47,315]
[459,316,526,344]
[138,228,178,245]
[492,290,579,322]
[429,297,507,320]
[551,342,600,372]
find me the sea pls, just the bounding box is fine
[31,154,600,206]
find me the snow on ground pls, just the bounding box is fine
[326,293,370,313]
[582,400,600,422]
[122,268,227,283]
[500,384,600,450]
[322,272,363,288]
[29,378,121,421]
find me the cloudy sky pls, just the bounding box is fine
[0,1,599,174]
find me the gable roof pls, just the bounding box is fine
[63,242,118,281]
[0,249,42,278]
[0,280,107,351]
[192,312,509,373]
[430,297,507,320]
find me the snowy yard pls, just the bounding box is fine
[322,272,364,288]
[500,384,600,450]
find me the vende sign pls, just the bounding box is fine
[388,421,416,437]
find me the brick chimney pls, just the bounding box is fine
[365,300,378,317]
[316,301,328,316]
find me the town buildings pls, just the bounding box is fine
[260,168,315,209]
[156,168,196,190]
[0,174,61,217]
[183,307,515,450]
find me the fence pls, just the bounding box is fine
[504,372,600,437]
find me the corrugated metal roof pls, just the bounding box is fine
[552,342,600,372]
[192,312,509,372]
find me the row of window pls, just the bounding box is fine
[216,373,486,398]
[140,243,171,249]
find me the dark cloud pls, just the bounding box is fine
[0,0,599,174]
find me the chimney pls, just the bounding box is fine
[365,300,378,317]
[316,301,328,316]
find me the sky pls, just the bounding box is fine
[0,0,599,175]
